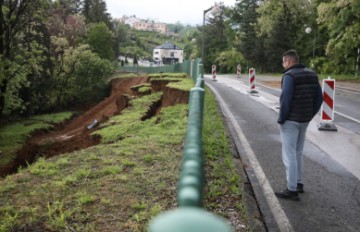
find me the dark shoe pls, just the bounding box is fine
[297,183,304,193]
[275,189,300,201]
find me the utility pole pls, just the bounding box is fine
[356,48,359,79]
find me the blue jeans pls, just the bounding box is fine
[279,120,309,191]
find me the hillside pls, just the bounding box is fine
[120,27,197,63]
[0,73,249,231]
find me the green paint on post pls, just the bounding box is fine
[149,208,233,232]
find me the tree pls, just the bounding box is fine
[83,0,111,28]
[48,8,87,48]
[86,22,114,60]
[113,21,130,59]
[256,0,317,71]
[202,3,227,72]
[231,0,264,69]
[215,48,245,73]
[317,0,360,74]
[51,43,112,107]
[0,0,50,120]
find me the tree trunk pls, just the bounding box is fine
[0,0,5,121]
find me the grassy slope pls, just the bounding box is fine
[0,112,73,165]
[0,79,248,231]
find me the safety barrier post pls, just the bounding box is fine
[149,72,233,232]
[249,68,258,94]
[237,64,241,78]
[318,77,337,131]
[212,65,217,81]
[196,64,204,89]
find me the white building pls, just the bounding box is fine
[133,21,167,34]
[153,42,183,65]
[122,16,167,34]
[124,16,141,28]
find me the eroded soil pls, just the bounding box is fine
[0,76,189,177]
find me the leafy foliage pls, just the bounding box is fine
[86,22,114,60]
[51,44,113,107]
[200,0,358,75]
[0,0,115,122]
[317,0,360,73]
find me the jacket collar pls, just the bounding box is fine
[283,63,305,73]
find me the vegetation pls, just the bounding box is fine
[0,112,73,165]
[0,78,247,231]
[197,0,360,75]
[0,0,115,122]
[1,0,358,122]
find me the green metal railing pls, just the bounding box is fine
[124,60,232,231]
[149,63,232,231]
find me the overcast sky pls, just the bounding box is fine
[105,0,236,26]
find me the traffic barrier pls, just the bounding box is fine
[212,65,216,81]
[149,72,232,232]
[249,68,258,93]
[237,64,241,78]
[318,77,337,131]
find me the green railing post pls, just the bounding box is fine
[149,208,232,232]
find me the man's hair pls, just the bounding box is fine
[282,50,299,63]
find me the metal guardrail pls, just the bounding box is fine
[119,59,202,81]
[148,63,233,232]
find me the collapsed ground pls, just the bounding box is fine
[0,73,249,231]
[0,75,189,177]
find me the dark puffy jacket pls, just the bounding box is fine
[278,64,323,123]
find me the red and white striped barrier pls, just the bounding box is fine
[249,68,258,93]
[212,65,216,81]
[237,64,241,78]
[318,78,337,131]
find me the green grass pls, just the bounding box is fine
[111,73,142,79]
[149,73,195,91]
[148,73,187,78]
[202,87,248,225]
[0,112,73,165]
[0,76,248,231]
[167,78,195,91]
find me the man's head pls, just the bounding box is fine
[282,50,299,69]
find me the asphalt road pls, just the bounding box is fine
[204,74,360,232]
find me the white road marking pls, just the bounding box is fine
[206,75,360,179]
[206,82,295,232]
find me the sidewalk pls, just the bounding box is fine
[257,76,360,92]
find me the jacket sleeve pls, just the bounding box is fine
[313,83,324,117]
[277,75,294,124]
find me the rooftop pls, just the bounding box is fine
[155,42,182,50]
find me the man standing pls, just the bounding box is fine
[275,50,323,201]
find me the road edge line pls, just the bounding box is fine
[206,82,294,232]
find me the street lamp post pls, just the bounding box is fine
[305,27,316,70]
[201,6,214,66]
[201,4,223,68]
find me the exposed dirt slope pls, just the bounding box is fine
[0,76,189,177]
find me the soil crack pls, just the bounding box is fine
[1,76,190,178]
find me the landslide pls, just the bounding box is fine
[0,75,189,177]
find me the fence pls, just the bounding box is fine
[119,59,201,82]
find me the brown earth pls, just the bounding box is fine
[0,76,189,177]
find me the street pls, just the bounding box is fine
[204,74,360,232]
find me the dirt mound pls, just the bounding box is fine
[1,76,189,177]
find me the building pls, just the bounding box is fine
[122,16,168,34]
[124,16,141,28]
[133,20,167,34]
[153,42,183,65]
